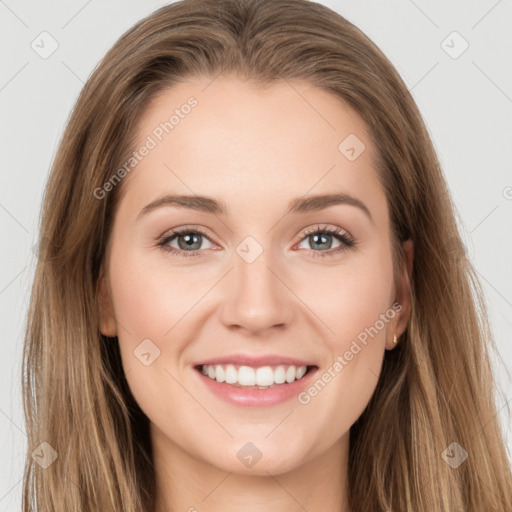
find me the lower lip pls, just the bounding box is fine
[194,366,318,407]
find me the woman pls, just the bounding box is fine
[22,0,512,510]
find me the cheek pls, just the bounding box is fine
[293,248,394,433]
[301,243,395,350]
[108,247,193,342]
[107,245,218,399]
[108,249,196,420]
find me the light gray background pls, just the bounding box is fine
[1,0,511,509]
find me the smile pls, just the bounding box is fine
[199,363,311,389]
[193,363,319,406]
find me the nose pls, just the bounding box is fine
[219,246,295,335]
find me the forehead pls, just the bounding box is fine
[118,75,386,222]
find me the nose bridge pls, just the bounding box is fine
[219,235,293,332]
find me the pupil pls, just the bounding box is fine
[311,233,332,250]
[179,233,201,250]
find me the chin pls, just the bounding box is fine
[202,443,305,476]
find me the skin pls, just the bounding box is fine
[98,75,413,512]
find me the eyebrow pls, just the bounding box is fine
[137,192,373,223]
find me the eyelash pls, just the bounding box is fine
[156,224,356,259]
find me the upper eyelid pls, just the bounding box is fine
[159,225,215,244]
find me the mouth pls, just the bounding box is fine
[193,363,318,390]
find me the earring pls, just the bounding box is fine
[393,333,397,345]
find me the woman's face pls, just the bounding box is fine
[99,75,413,476]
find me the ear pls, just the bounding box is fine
[386,238,414,350]
[97,266,117,337]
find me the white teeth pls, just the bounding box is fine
[297,366,307,379]
[285,366,296,383]
[215,364,225,383]
[255,366,274,386]
[225,364,237,384]
[238,366,256,386]
[274,365,286,384]
[200,363,309,388]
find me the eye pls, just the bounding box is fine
[156,224,355,259]
[295,224,355,258]
[156,226,215,257]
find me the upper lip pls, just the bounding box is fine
[194,353,317,368]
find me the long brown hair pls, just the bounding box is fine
[22,0,512,510]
